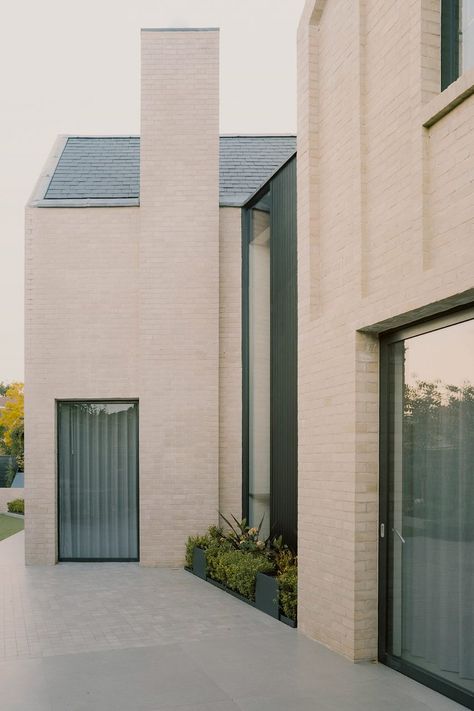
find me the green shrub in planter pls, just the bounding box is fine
[185,525,226,569]
[214,549,275,601]
[278,565,297,621]
[7,498,24,515]
[205,536,232,579]
[185,533,211,568]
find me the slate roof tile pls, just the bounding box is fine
[43,135,296,206]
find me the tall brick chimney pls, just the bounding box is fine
[138,28,220,565]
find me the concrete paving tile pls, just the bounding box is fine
[235,695,331,711]
[42,644,230,711]
[153,702,241,711]
[0,657,52,711]
[0,533,465,711]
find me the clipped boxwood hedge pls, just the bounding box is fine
[212,549,275,601]
[278,566,297,621]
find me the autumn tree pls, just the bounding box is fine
[0,382,24,469]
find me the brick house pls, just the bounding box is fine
[26,28,297,568]
[26,3,474,708]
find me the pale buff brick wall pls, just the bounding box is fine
[0,489,24,513]
[25,207,140,564]
[218,207,242,522]
[298,0,474,661]
[138,30,220,565]
[25,30,237,567]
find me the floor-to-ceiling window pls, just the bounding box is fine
[380,309,474,708]
[58,400,139,561]
[242,156,297,549]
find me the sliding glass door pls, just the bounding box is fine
[58,401,138,561]
[380,311,474,708]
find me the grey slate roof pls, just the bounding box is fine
[42,135,296,207]
[45,137,139,201]
[219,135,296,206]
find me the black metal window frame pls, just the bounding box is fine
[378,304,474,710]
[241,154,298,549]
[441,0,460,91]
[241,184,270,525]
[56,398,140,563]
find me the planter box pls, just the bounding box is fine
[192,546,207,580]
[255,572,279,619]
[187,549,296,628]
[280,614,297,628]
[207,577,256,607]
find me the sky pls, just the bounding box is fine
[0,0,306,384]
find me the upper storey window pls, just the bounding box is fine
[442,0,474,89]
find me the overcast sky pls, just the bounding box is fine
[0,0,306,383]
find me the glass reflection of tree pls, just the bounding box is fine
[75,403,102,416]
[403,379,474,539]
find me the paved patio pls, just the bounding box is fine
[0,532,465,711]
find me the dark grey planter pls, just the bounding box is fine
[255,572,279,619]
[280,614,297,628]
[192,547,207,579]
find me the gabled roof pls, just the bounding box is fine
[36,135,296,208]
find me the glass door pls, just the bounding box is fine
[58,401,138,561]
[380,313,474,708]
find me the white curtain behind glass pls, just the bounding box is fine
[58,402,138,560]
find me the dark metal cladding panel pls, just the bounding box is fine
[270,157,298,551]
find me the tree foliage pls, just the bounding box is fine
[0,382,24,468]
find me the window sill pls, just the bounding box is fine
[422,67,474,128]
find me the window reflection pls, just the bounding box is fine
[387,318,474,694]
[248,193,271,539]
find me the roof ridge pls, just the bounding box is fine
[60,134,296,140]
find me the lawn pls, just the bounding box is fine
[0,513,24,541]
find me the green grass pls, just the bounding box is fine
[0,513,24,541]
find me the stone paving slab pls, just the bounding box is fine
[0,532,465,710]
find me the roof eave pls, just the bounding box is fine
[33,198,140,208]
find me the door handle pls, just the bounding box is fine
[393,527,406,544]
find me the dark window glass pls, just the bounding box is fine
[441,1,474,90]
[385,318,474,699]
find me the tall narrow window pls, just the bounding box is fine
[248,193,271,539]
[242,157,297,550]
[441,1,474,90]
